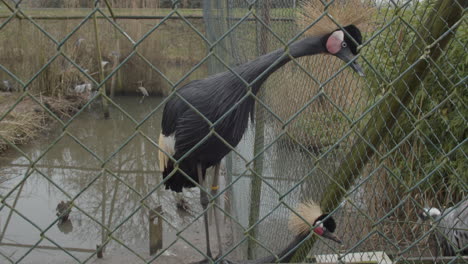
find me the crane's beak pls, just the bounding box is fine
[350,61,365,77]
[336,51,365,77]
[322,230,342,244]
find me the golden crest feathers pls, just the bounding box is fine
[297,0,375,36]
[288,201,323,235]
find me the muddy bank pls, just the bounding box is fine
[0,92,87,154]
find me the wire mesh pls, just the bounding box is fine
[0,0,466,263]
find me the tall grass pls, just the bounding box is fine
[22,0,161,8]
[0,16,208,97]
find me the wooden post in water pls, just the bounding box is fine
[149,205,163,255]
[290,0,466,261]
[96,244,103,258]
[109,53,119,98]
[99,173,107,256]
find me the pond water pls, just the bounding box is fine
[0,96,343,263]
[0,96,227,264]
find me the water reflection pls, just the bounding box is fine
[0,96,341,263]
[0,97,208,263]
[57,220,73,234]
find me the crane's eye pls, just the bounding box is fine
[341,42,347,48]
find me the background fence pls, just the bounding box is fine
[0,0,466,263]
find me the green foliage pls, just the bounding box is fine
[365,1,467,204]
[289,111,347,147]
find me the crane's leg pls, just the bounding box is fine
[211,164,224,258]
[197,163,213,260]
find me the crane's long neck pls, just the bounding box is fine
[245,232,310,264]
[238,35,326,94]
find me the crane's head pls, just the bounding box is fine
[313,213,341,243]
[289,201,342,244]
[325,24,365,77]
[418,207,442,221]
[412,207,442,233]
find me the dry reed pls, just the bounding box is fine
[0,17,207,97]
[24,0,161,8]
[0,110,44,151]
[297,0,375,36]
[0,93,86,154]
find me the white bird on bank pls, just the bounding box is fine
[136,81,149,104]
[101,61,110,68]
[74,83,92,93]
[75,38,85,47]
[2,80,14,92]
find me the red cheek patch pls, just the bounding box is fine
[314,227,324,236]
[326,30,344,54]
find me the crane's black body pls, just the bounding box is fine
[161,36,331,191]
[161,25,363,191]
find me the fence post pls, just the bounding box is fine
[203,0,230,74]
[246,0,271,259]
[92,9,110,119]
[290,0,466,261]
[149,206,163,255]
[103,0,122,97]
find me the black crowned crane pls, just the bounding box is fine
[196,202,342,264]
[158,25,364,262]
[417,200,468,257]
[242,201,341,264]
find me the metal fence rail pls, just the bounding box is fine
[0,0,466,264]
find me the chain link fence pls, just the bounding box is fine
[0,0,466,263]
